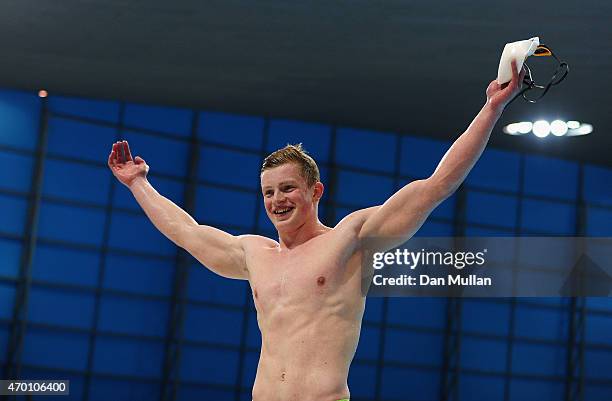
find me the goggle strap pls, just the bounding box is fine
[521,60,569,103]
[506,46,569,104]
[533,44,554,57]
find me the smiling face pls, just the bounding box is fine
[261,163,323,231]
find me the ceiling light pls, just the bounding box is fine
[533,120,551,138]
[504,123,519,134]
[517,122,533,134]
[503,120,593,137]
[550,120,568,136]
[574,123,593,136]
[567,120,580,129]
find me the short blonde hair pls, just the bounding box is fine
[261,144,320,187]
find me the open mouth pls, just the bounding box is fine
[273,207,294,217]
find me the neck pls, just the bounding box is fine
[277,216,329,249]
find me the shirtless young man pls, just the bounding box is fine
[108,63,525,401]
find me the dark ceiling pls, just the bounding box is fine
[1,0,610,166]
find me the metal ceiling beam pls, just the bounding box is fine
[159,110,201,401]
[3,97,48,387]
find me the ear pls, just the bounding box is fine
[312,182,324,202]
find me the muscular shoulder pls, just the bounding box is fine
[234,234,278,277]
[238,234,278,250]
[334,206,380,235]
[318,206,381,253]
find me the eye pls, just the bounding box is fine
[283,186,295,192]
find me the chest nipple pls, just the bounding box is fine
[317,276,326,286]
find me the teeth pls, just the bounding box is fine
[274,208,292,214]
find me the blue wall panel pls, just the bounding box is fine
[524,155,578,201]
[267,119,331,163]
[363,297,383,323]
[509,379,563,401]
[586,206,612,236]
[187,264,247,306]
[0,283,16,319]
[38,202,106,246]
[521,199,576,234]
[47,117,117,163]
[465,226,513,236]
[22,328,89,370]
[512,343,565,376]
[199,146,261,190]
[514,304,567,340]
[0,194,28,236]
[246,310,261,348]
[28,287,95,329]
[179,345,239,385]
[384,330,443,365]
[0,89,40,150]
[177,386,234,401]
[42,159,111,205]
[104,253,174,297]
[124,103,193,137]
[462,300,510,336]
[584,349,612,379]
[380,367,439,400]
[466,148,520,192]
[0,239,22,279]
[586,314,612,344]
[347,362,377,399]
[466,191,518,229]
[31,244,99,286]
[460,373,505,401]
[353,325,380,361]
[108,211,177,256]
[89,379,159,401]
[583,165,612,206]
[97,295,169,337]
[182,304,243,345]
[336,171,394,206]
[386,298,446,328]
[0,151,34,192]
[93,337,164,378]
[584,384,612,401]
[198,112,264,151]
[336,128,396,173]
[195,185,257,228]
[461,337,507,372]
[585,298,612,311]
[49,96,120,123]
[241,350,259,388]
[400,136,450,179]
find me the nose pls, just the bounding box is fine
[273,190,286,203]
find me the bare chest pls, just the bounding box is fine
[248,243,357,312]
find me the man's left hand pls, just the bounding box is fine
[485,60,527,112]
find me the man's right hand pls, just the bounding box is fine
[108,140,149,188]
[108,139,250,280]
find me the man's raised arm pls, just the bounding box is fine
[108,141,248,280]
[357,61,526,248]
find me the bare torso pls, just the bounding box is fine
[243,221,367,401]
